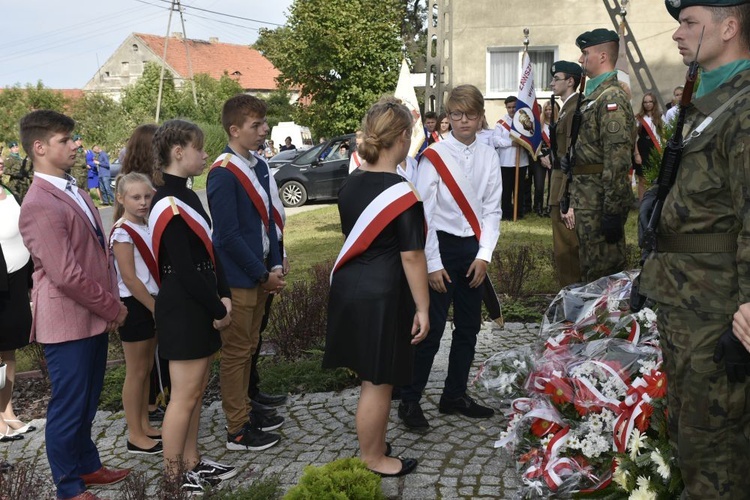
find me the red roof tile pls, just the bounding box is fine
[135,33,278,91]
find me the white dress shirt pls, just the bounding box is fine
[0,189,30,273]
[414,133,503,273]
[492,115,530,167]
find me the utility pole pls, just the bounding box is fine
[424,0,451,114]
[177,0,198,107]
[155,0,175,123]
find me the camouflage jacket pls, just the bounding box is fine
[71,148,89,189]
[640,69,750,314]
[3,154,33,201]
[550,94,580,204]
[571,74,635,215]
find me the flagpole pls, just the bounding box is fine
[513,28,530,222]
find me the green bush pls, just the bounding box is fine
[258,351,358,394]
[212,475,282,499]
[99,364,125,412]
[283,458,385,500]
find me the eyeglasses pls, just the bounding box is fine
[448,111,480,121]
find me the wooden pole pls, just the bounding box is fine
[155,1,175,123]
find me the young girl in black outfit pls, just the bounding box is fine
[149,120,237,492]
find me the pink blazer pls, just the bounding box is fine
[19,177,120,344]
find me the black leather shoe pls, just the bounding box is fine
[398,401,429,430]
[438,394,494,418]
[254,391,287,407]
[127,440,163,455]
[369,457,418,477]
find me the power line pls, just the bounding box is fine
[144,0,284,27]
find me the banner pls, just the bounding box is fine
[510,51,544,161]
[394,59,426,159]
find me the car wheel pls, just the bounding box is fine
[280,181,308,207]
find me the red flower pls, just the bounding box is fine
[634,402,654,432]
[530,418,561,437]
[544,377,574,405]
[643,371,667,399]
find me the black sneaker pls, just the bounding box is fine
[181,471,219,494]
[398,401,429,430]
[226,422,280,451]
[193,458,238,480]
[250,399,280,415]
[148,406,166,422]
[438,394,495,418]
[250,409,284,432]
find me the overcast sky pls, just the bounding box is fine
[0,0,294,89]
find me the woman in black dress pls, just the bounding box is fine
[150,120,235,492]
[0,159,34,452]
[324,98,430,477]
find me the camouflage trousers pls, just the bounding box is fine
[574,209,627,282]
[658,306,750,498]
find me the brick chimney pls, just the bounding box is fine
[172,32,183,39]
[209,37,219,44]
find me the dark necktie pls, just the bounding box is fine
[66,181,105,249]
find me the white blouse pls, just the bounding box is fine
[0,189,31,273]
[109,220,159,297]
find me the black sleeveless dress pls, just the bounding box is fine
[324,170,425,385]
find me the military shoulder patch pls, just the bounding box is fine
[607,103,618,111]
[606,121,621,134]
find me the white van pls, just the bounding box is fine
[271,122,313,151]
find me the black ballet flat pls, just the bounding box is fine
[385,442,392,457]
[369,457,418,478]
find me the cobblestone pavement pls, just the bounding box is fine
[3,322,541,499]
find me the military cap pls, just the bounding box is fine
[551,61,583,78]
[576,29,619,49]
[72,134,82,141]
[666,0,750,19]
[7,141,18,148]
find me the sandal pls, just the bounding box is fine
[5,420,36,434]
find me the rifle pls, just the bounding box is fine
[560,72,587,215]
[630,29,703,313]
[544,94,555,215]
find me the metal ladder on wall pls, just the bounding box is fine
[602,0,665,108]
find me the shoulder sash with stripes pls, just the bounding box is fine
[637,116,662,153]
[211,153,276,233]
[330,181,420,283]
[110,218,160,286]
[422,144,482,241]
[149,196,215,273]
[499,117,511,131]
[352,151,362,168]
[542,124,551,147]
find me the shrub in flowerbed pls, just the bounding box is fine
[283,458,384,500]
[477,271,683,499]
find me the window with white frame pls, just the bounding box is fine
[487,47,556,96]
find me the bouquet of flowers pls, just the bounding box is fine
[482,272,683,499]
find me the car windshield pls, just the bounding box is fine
[293,143,325,164]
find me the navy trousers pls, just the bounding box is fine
[44,333,108,498]
[401,232,482,402]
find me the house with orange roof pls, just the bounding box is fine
[83,32,281,101]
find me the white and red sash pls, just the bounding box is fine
[330,181,420,283]
[422,144,482,241]
[352,151,362,168]
[542,123,551,147]
[110,218,160,285]
[498,117,511,131]
[211,152,278,233]
[637,116,662,153]
[149,196,215,272]
[430,131,441,143]
[269,174,286,237]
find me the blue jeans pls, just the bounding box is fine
[400,231,482,402]
[98,168,113,204]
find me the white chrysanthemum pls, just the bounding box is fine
[540,434,553,448]
[650,451,670,480]
[637,359,658,375]
[613,459,631,490]
[629,429,647,460]
[629,485,656,500]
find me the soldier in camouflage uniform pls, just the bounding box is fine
[640,0,750,496]
[568,29,634,283]
[547,61,583,287]
[3,141,33,202]
[70,134,89,190]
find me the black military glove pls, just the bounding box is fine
[559,155,570,173]
[713,329,750,383]
[601,213,624,244]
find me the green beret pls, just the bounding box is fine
[576,29,619,49]
[72,134,82,141]
[551,61,582,78]
[7,141,18,148]
[666,0,750,19]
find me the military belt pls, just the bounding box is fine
[572,164,604,175]
[553,158,561,170]
[656,233,738,253]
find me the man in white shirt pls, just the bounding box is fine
[493,96,530,220]
[398,85,502,430]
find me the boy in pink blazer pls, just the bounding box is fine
[18,110,129,500]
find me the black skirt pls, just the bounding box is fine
[119,296,156,343]
[0,262,32,351]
